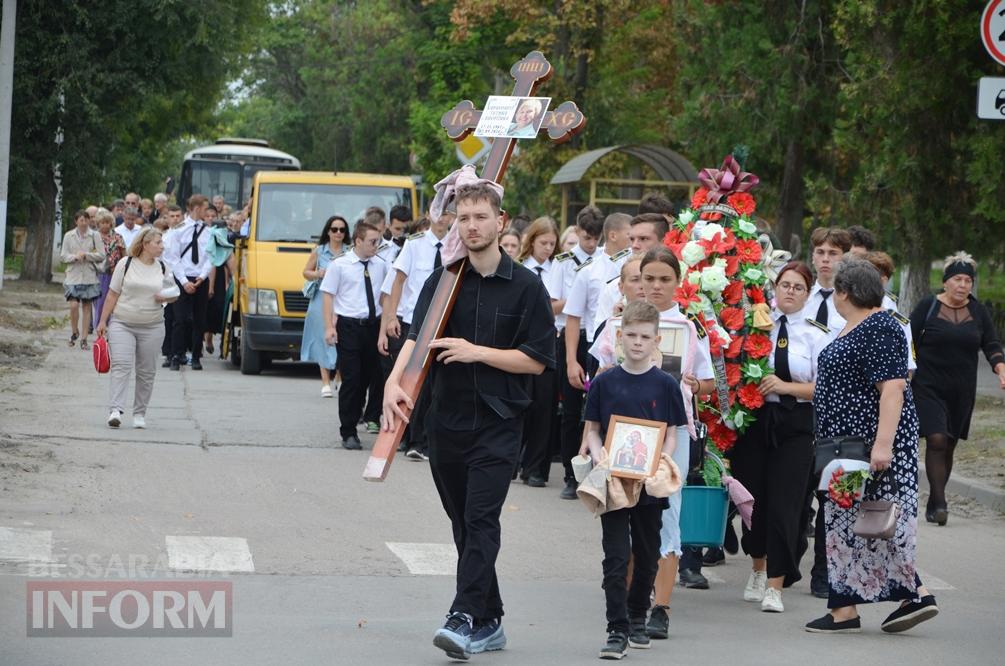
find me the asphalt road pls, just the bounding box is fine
[1,336,1003,665]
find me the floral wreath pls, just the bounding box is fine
[663,155,785,483]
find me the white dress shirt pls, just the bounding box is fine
[596,278,623,330]
[802,281,846,331]
[163,216,212,284]
[114,223,144,252]
[765,309,831,404]
[321,249,387,319]
[521,256,555,297]
[376,239,400,265]
[379,230,445,324]
[882,293,916,371]
[549,243,599,332]
[563,247,630,342]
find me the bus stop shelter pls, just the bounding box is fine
[550,144,700,228]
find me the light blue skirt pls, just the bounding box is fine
[300,291,338,370]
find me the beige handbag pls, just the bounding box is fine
[852,473,900,540]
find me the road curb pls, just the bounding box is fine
[919,463,1005,513]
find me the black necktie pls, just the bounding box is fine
[190,224,204,264]
[815,289,832,326]
[361,260,376,320]
[534,266,544,280]
[434,242,442,269]
[774,315,797,409]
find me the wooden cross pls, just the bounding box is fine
[363,51,586,481]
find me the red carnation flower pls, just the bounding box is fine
[719,307,745,331]
[725,362,741,386]
[722,280,744,305]
[709,421,738,452]
[724,334,744,359]
[743,333,773,359]
[735,239,762,264]
[737,383,765,409]
[746,285,766,304]
[691,188,709,209]
[727,192,756,216]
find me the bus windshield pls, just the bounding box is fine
[187,161,242,209]
[255,183,412,243]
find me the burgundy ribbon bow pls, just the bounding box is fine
[697,155,759,203]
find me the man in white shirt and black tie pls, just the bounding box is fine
[322,221,388,449]
[163,195,212,371]
[801,227,852,332]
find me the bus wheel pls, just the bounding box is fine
[240,328,262,375]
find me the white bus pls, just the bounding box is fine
[176,138,301,211]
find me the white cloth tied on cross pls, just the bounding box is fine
[428,164,506,266]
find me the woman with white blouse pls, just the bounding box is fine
[95,228,177,429]
[728,261,831,613]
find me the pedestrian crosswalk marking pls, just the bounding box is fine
[386,542,456,576]
[165,536,255,573]
[0,527,53,563]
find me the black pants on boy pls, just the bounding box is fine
[600,503,663,633]
[162,304,174,357]
[520,367,556,481]
[171,278,208,362]
[335,317,382,439]
[428,416,522,622]
[559,328,588,483]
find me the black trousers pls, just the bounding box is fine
[428,416,522,622]
[162,303,174,356]
[559,329,588,482]
[171,278,209,361]
[729,402,815,585]
[600,503,663,633]
[520,367,556,480]
[335,317,382,439]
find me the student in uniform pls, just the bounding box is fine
[378,209,455,459]
[728,262,831,614]
[322,221,388,449]
[799,226,852,598]
[516,217,560,486]
[162,195,212,371]
[550,206,605,499]
[381,182,555,660]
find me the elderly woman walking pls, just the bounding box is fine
[61,210,106,350]
[93,208,127,327]
[806,259,938,635]
[910,252,1005,525]
[95,228,177,429]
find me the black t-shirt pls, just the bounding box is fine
[585,365,688,507]
[409,252,556,431]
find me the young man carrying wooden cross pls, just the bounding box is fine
[382,182,556,660]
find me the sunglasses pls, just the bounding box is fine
[330,226,347,233]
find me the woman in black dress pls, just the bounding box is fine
[910,252,1005,525]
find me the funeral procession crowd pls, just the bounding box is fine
[65,171,1004,660]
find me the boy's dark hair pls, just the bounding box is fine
[166,204,182,213]
[575,205,605,238]
[353,220,379,243]
[810,226,852,252]
[389,205,411,223]
[631,213,670,241]
[638,193,675,216]
[621,300,660,332]
[640,245,681,280]
[509,214,532,236]
[205,204,218,214]
[454,182,502,214]
[847,224,876,251]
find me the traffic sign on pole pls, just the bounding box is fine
[977,77,1005,120]
[981,0,1005,67]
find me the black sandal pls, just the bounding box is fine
[80,339,89,351]
[69,333,78,347]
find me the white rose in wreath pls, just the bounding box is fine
[678,209,696,225]
[680,241,706,267]
[698,222,726,242]
[700,264,729,294]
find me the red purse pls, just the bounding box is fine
[93,336,110,374]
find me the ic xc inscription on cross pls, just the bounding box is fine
[363,51,586,481]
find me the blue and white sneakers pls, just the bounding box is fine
[433,612,473,660]
[469,618,506,654]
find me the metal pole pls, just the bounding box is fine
[0,0,17,290]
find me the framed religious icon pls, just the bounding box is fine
[612,319,691,382]
[604,415,667,480]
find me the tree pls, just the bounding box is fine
[7,0,264,281]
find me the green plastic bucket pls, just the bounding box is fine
[679,485,728,547]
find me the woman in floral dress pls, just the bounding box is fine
[807,259,939,634]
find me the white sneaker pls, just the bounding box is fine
[761,587,784,613]
[107,410,122,428]
[743,570,767,602]
[321,384,334,398]
[133,415,146,429]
